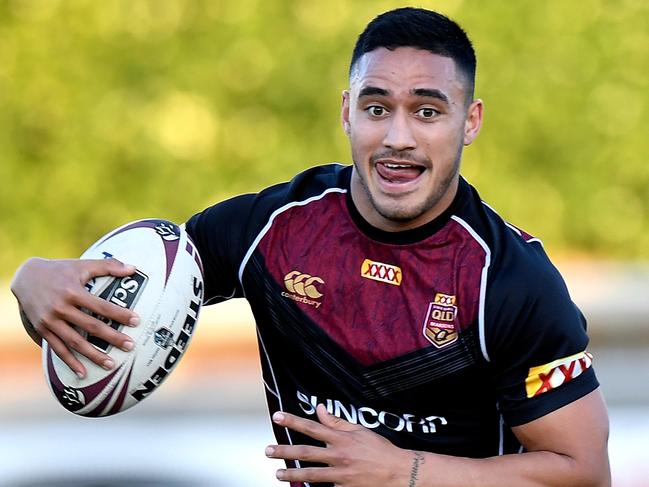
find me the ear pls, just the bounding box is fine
[463,98,483,146]
[341,90,351,137]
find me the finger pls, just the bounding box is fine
[316,403,359,432]
[76,291,140,328]
[273,411,337,443]
[47,317,116,371]
[40,326,86,379]
[265,444,331,463]
[80,258,136,281]
[275,466,337,484]
[62,306,134,352]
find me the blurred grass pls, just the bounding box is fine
[1,0,648,277]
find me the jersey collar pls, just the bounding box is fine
[344,168,469,245]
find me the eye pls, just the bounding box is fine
[366,105,387,117]
[416,107,439,119]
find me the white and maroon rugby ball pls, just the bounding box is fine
[43,219,204,417]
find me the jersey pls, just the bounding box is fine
[186,164,598,487]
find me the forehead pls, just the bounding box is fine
[351,47,465,99]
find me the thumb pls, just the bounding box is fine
[83,258,136,279]
[316,404,358,431]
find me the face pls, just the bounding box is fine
[342,47,483,232]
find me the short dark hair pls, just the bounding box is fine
[350,7,476,99]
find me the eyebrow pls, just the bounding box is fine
[358,86,389,98]
[358,86,450,105]
[412,88,450,105]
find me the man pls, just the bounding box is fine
[12,8,610,487]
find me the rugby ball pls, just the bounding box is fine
[43,219,204,417]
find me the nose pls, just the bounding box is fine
[382,109,416,151]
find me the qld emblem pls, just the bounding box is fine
[423,293,458,348]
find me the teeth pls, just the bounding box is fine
[385,163,412,169]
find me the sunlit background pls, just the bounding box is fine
[1,0,648,485]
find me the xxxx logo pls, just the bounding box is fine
[282,271,325,308]
[525,351,593,398]
[360,259,402,286]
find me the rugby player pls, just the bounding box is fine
[11,7,610,487]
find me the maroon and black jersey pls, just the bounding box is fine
[186,164,598,486]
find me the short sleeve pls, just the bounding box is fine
[185,194,256,305]
[485,249,599,426]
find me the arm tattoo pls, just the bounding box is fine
[408,451,425,487]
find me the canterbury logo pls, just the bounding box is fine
[361,259,402,286]
[283,271,324,299]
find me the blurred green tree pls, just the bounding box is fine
[1,0,648,277]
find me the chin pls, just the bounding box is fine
[373,196,433,224]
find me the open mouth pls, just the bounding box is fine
[375,161,426,184]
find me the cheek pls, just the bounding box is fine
[348,131,363,160]
[419,125,464,155]
[350,119,385,149]
[349,125,373,154]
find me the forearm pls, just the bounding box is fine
[268,395,609,487]
[408,449,609,487]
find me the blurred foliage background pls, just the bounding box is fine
[1,0,648,277]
